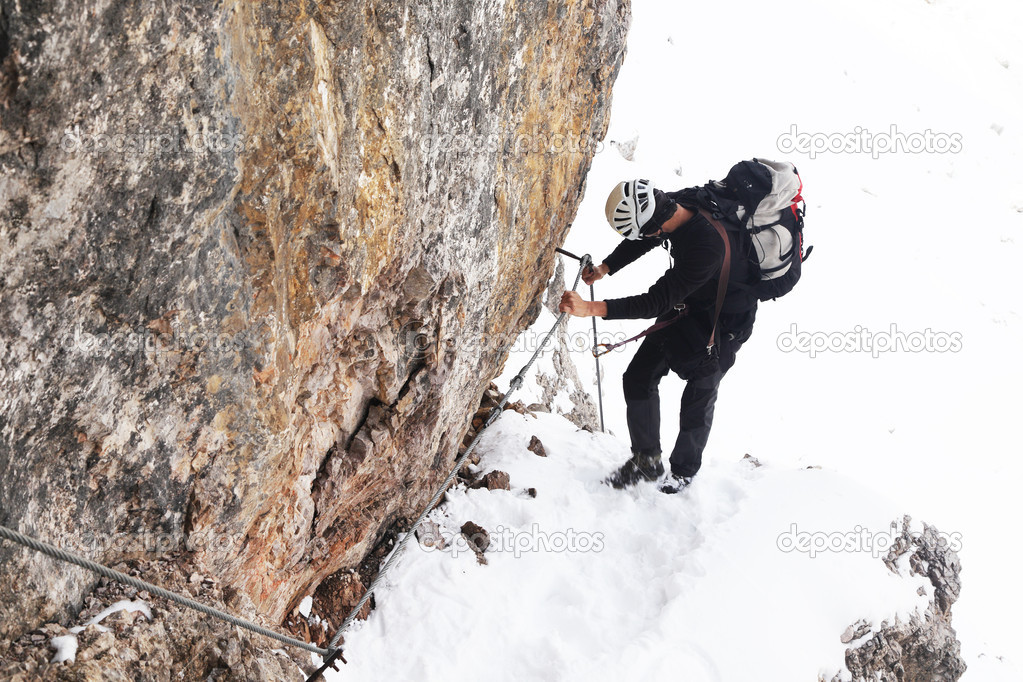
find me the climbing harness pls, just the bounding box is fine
[591,305,686,358]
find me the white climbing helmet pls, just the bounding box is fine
[604,179,656,240]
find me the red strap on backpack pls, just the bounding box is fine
[790,171,804,220]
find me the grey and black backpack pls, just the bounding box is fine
[680,158,810,301]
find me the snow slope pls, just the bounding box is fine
[335,411,941,681]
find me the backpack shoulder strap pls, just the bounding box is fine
[697,209,732,354]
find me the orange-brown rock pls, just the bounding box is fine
[0,0,630,673]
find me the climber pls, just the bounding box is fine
[558,179,758,494]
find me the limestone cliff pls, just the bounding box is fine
[0,0,629,670]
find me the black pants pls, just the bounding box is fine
[622,332,737,478]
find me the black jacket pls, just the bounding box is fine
[601,194,758,363]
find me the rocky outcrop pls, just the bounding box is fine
[513,257,602,429]
[0,552,310,681]
[826,517,966,682]
[536,258,603,429]
[0,0,629,672]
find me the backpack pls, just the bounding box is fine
[679,159,810,301]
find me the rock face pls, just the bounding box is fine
[0,0,630,670]
[0,553,310,681]
[827,516,966,682]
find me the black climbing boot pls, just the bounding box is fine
[605,449,664,489]
[658,472,694,495]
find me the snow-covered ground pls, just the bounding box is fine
[337,412,939,681]
[329,0,1023,679]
